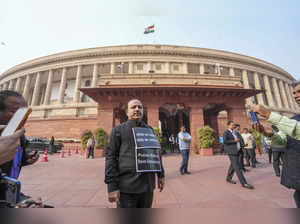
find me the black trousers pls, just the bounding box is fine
[226,154,247,185]
[238,150,245,170]
[245,148,256,167]
[87,146,94,158]
[294,190,300,208]
[268,148,273,163]
[272,151,284,176]
[170,143,175,153]
[117,192,154,208]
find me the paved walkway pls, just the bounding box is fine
[19,153,295,208]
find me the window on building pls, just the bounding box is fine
[220,67,229,76]
[173,64,179,71]
[85,80,91,87]
[155,63,162,71]
[137,63,144,71]
[187,63,200,73]
[233,69,242,78]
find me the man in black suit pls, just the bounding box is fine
[223,121,254,189]
[105,99,165,208]
[234,124,249,173]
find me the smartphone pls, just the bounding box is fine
[1,107,32,137]
[250,111,259,123]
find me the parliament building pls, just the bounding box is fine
[0,45,297,152]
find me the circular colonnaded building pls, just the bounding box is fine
[0,44,298,153]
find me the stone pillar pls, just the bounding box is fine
[91,64,98,87]
[128,62,133,74]
[23,75,32,101]
[73,65,82,103]
[284,82,295,110]
[8,80,14,90]
[189,106,204,152]
[253,72,264,105]
[31,72,41,106]
[229,67,235,76]
[242,69,252,105]
[263,75,275,107]
[147,105,159,127]
[272,77,283,109]
[58,68,67,104]
[147,61,152,73]
[166,62,171,73]
[182,62,188,74]
[15,78,22,93]
[278,80,289,109]
[289,85,298,109]
[110,62,115,74]
[4,82,9,90]
[43,70,53,105]
[200,64,205,75]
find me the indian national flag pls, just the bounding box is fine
[144,25,155,34]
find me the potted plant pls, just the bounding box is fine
[197,126,215,156]
[93,128,108,157]
[153,127,165,154]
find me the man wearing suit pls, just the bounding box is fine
[223,121,254,189]
[234,124,249,173]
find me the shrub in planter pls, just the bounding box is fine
[94,128,107,149]
[93,128,108,157]
[197,126,215,156]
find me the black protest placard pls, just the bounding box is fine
[132,127,162,172]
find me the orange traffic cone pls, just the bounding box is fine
[41,150,48,162]
[67,147,71,156]
[75,146,79,154]
[60,150,65,158]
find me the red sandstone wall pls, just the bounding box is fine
[25,117,99,139]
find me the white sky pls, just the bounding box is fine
[1,0,299,78]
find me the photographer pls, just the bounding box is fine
[250,80,300,208]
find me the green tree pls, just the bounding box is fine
[197,126,215,148]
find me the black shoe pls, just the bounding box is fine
[245,164,250,167]
[226,179,237,184]
[251,165,256,168]
[242,183,254,189]
[180,171,185,175]
[276,174,280,177]
[184,171,191,175]
[243,168,250,172]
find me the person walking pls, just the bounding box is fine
[178,126,192,175]
[169,134,176,153]
[86,135,96,159]
[241,128,256,168]
[223,121,254,189]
